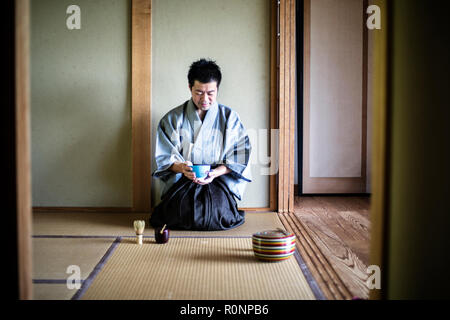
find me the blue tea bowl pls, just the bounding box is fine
[190,164,211,179]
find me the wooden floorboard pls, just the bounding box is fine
[278,212,352,300]
[293,196,371,299]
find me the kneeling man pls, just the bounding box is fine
[151,58,252,231]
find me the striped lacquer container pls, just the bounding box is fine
[252,229,296,262]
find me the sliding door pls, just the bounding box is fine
[302,0,369,193]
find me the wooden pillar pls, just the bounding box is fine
[369,0,389,300]
[278,0,296,214]
[132,0,152,213]
[15,0,33,300]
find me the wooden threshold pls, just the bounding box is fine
[239,207,272,212]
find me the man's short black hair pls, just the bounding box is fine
[188,58,222,89]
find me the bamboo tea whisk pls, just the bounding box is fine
[134,220,145,245]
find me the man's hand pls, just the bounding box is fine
[170,161,196,180]
[194,170,217,185]
[193,165,231,185]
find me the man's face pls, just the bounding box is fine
[190,80,218,113]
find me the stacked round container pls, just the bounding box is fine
[252,229,296,261]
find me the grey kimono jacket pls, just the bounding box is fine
[153,99,252,200]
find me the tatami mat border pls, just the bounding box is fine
[33,235,254,239]
[33,279,84,284]
[71,237,121,300]
[293,251,326,300]
[32,235,119,239]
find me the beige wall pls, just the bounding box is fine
[30,0,132,206]
[151,0,271,208]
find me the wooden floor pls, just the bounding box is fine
[293,196,371,299]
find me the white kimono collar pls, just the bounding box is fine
[186,99,219,140]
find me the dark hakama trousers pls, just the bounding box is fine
[150,177,245,231]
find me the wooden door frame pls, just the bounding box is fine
[229,0,295,213]
[277,0,297,213]
[135,0,281,212]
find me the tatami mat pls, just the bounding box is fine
[32,237,115,280]
[33,212,284,237]
[33,213,149,236]
[32,212,323,300]
[80,237,316,300]
[33,283,79,300]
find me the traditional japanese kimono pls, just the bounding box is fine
[151,99,252,231]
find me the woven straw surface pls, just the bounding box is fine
[81,237,315,300]
[33,212,283,237]
[33,237,115,279]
